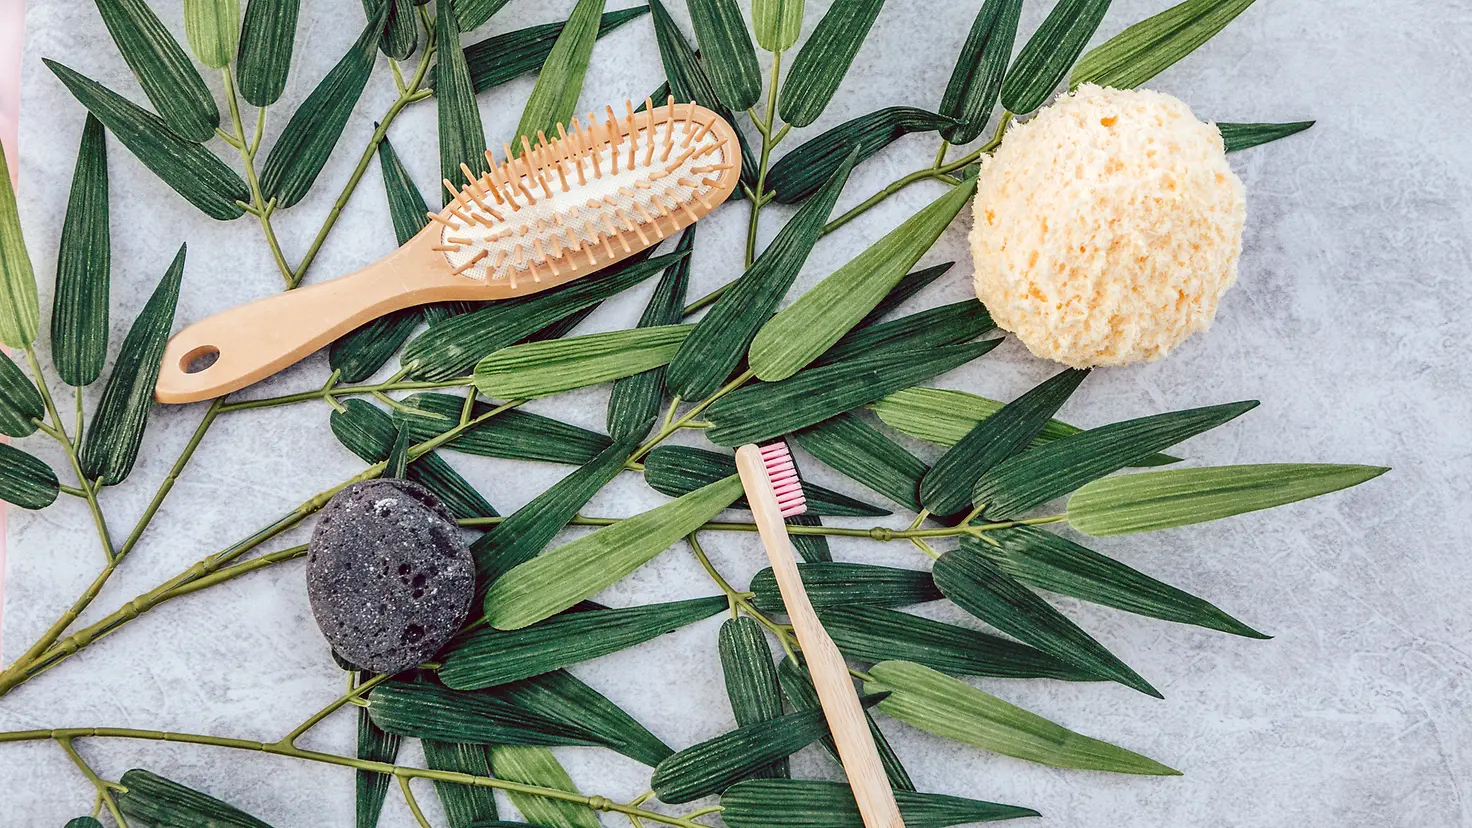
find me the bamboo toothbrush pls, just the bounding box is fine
[153,98,742,404]
[734,441,906,828]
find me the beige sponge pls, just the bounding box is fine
[970,84,1246,368]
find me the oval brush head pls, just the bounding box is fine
[433,96,737,288]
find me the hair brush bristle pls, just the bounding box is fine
[758,441,807,518]
[428,96,736,287]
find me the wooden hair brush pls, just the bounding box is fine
[154,98,741,404]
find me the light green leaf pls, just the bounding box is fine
[1072,0,1257,90]
[721,778,1037,828]
[116,769,273,828]
[972,401,1258,519]
[490,746,601,828]
[748,177,976,381]
[0,351,43,438]
[752,0,803,52]
[484,477,743,628]
[1218,120,1314,152]
[1068,463,1388,536]
[999,0,1112,115]
[0,443,59,510]
[938,0,1021,144]
[766,108,956,204]
[79,245,184,486]
[778,0,887,127]
[438,0,488,201]
[236,0,300,106]
[866,660,1179,775]
[52,115,110,386]
[0,138,38,348]
[689,0,762,110]
[184,0,241,68]
[422,741,500,828]
[474,325,693,399]
[45,61,249,220]
[94,0,220,141]
[515,0,606,144]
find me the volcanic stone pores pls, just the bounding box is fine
[306,480,474,674]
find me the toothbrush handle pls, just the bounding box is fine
[735,447,905,828]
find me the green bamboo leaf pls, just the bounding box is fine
[789,414,927,511]
[767,108,956,203]
[365,0,417,60]
[933,545,1158,696]
[423,740,500,827]
[402,250,683,380]
[456,0,513,33]
[474,325,693,400]
[394,393,613,465]
[385,425,411,479]
[813,301,994,368]
[184,0,241,68]
[1000,0,1112,115]
[79,245,183,485]
[819,604,1095,681]
[236,0,300,106]
[867,660,1179,774]
[668,150,856,401]
[356,688,403,828]
[259,13,379,208]
[439,596,728,688]
[654,704,855,803]
[643,445,889,517]
[66,819,105,828]
[921,369,1089,516]
[1069,463,1388,537]
[608,227,694,440]
[938,0,1022,144]
[116,769,274,827]
[786,514,831,563]
[492,669,674,766]
[94,0,220,141]
[438,0,488,199]
[0,444,60,510]
[330,398,499,519]
[470,437,636,590]
[329,134,432,382]
[719,617,788,780]
[1072,0,1257,90]
[972,401,1258,519]
[751,0,803,52]
[688,0,762,110]
[748,178,977,381]
[855,262,952,328]
[52,115,111,386]
[776,657,913,792]
[44,61,250,220]
[369,680,600,747]
[457,7,650,94]
[1218,120,1315,152]
[515,0,606,144]
[967,527,1267,637]
[490,746,601,828]
[778,0,887,127]
[707,340,1000,447]
[0,140,37,348]
[648,0,757,194]
[485,476,744,628]
[0,351,43,438]
[721,778,1037,828]
[750,562,940,614]
[869,386,1177,467]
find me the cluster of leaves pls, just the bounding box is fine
[0,0,1369,826]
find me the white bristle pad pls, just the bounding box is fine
[439,117,727,281]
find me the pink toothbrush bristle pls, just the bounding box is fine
[758,442,807,517]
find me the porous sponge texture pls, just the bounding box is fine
[970,84,1247,367]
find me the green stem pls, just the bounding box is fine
[221,68,293,288]
[628,370,754,464]
[23,347,113,560]
[399,775,434,828]
[744,50,785,268]
[118,398,223,560]
[217,377,472,412]
[278,672,391,748]
[57,737,129,828]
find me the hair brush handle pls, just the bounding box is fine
[735,446,906,828]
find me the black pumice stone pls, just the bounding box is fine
[307,479,474,675]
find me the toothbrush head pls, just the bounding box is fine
[758,441,807,518]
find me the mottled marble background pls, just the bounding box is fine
[4,0,1470,825]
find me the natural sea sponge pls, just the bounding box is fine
[306,479,474,674]
[969,84,1247,367]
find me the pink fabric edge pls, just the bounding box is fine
[1,0,27,655]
